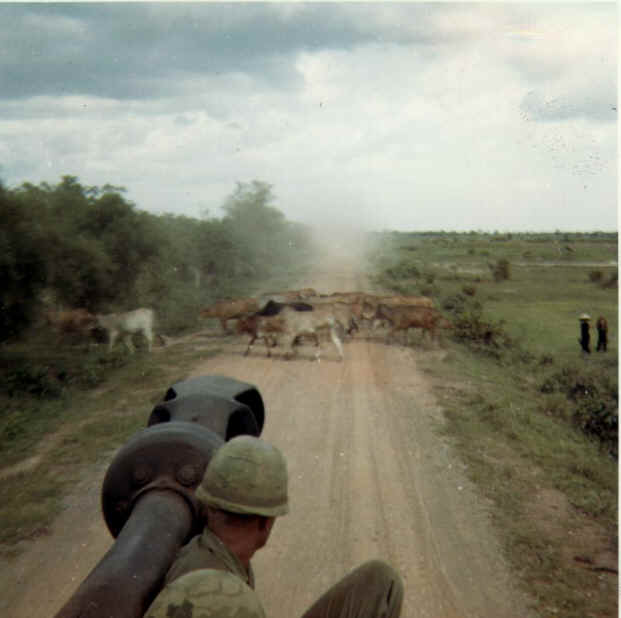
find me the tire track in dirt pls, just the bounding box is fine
[196,337,532,618]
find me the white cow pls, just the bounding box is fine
[96,307,155,353]
[239,305,344,361]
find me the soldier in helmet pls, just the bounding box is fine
[163,434,287,589]
[147,435,403,618]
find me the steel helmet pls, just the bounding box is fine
[196,435,289,517]
[145,569,266,618]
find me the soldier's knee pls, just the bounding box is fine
[357,560,404,601]
[359,560,398,580]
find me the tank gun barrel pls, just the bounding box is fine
[54,375,265,618]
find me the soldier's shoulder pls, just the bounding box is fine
[145,569,266,618]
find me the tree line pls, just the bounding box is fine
[0,176,312,341]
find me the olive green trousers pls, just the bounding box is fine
[301,560,403,618]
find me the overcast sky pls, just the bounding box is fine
[0,2,617,231]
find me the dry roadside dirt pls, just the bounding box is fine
[1,242,536,618]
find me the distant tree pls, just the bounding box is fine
[79,192,164,308]
[0,183,47,340]
[490,258,511,282]
[10,177,165,311]
[197,217,239,279]
[48,236,114,309]
[220,180,289,277]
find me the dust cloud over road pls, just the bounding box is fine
[2,245,534,618]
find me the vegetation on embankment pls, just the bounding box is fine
[0,339,222,555]
[367,230,618,618]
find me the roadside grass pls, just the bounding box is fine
[0,337,221,553]
[418,344,617,618]
[0,336,164,462]
[367,231,618,617]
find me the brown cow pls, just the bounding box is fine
[294,288,318,299]
[200,298,260,333]
[319,291,367,304]
[45,308,97,337]
[304,298,359,336]
[238,305,344,361]
[237,313,285,357]
[236,300,313,354]
[361,294,434,330]
[375,304,450,344]
[258,290,306,304]
[378,295,434,308]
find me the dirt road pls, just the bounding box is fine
[2,243,534,618]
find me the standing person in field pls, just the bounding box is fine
[579,314,591,354]
[596,316,608,352]
[146,435,404,618]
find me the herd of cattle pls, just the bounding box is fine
[200,289,452,361]
[42,289,451,360]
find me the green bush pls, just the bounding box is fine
[385,261,420,280]
[0,338,133,399]
[540,365,618,457]
[603,270,618,289]
[419,285,437,297]
[4,365,63,398]
[442,293,467,313]
[441,293,481,316]
[574,395,618,458]
[538,353,555,366]
[589,270,603,283]
[0,188,48,341]
[538,392,571,421]
[489,258,511,282]
[451,310,514,356]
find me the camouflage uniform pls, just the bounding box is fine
[145,569,265,618]
[150,559,402,618]
[165,527,255,589]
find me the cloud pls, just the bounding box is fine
[0,3,616,232]
[0,3,377,101]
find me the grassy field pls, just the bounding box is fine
[367,230,618,618]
